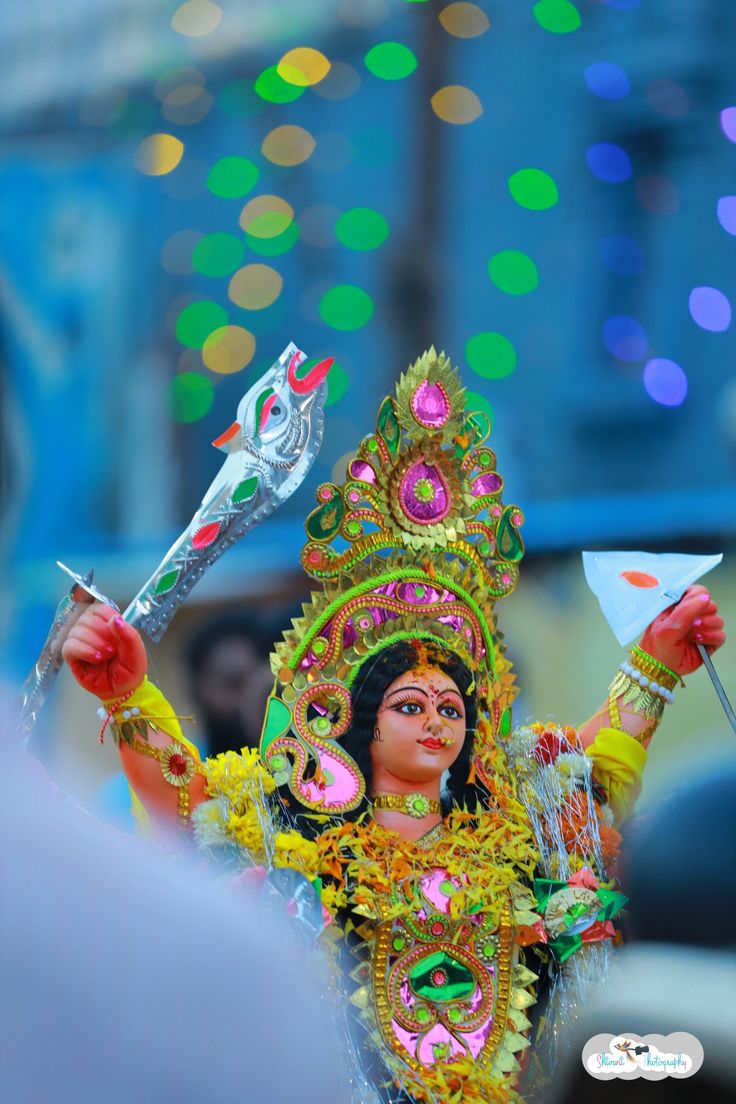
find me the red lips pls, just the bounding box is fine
[419,738,443,750]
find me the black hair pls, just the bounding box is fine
[340,639,484,818]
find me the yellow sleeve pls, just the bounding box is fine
[103,676,202,761]
[584,726,647,827]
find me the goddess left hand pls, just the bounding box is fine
[639,584,725,677]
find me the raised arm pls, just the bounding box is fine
[62,603,209,832]
[577,584,725,823]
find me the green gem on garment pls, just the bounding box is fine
[377,395,400,452]
[261,696,293,754]
[393,935,406,951]
[312,638,327,656]
[497,507,524,562]
[447,1005,464,1025]
[346,520,361,536]
[311,716,332,737]
[414,585,426,598]
[479,936,498,960]
[154,568,180,596]
[414,478,435,503]
[479,540,491,556]
[414,1006,431,1025]
[500,708,512,738]
[232,476,258,504]
[366,438,379,453]
[439,880,456,897]
[270,754,287,772]
[410,951,476,1002]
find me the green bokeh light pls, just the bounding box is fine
[319,285,375,331]
[464,389,495,428]
[168,372,214,423]
[245,222,300,257]
[465,332,517,379]
[364,43,418,81]
[508,168,559,210]
[176,301,229,347]
[326,361,349,406]
[335,207,390,250]
[533,0,581,34]
[193,233,245,277]
[217,80,262,118]
[488,250,539,295]
[207,157,260,198]
[255,65,307,103]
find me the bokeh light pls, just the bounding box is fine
[488,250,539,295]
[603,315,648,360]
[465,332,517,378]
[171,1,223,37]
[154,67,205,101]
[168,372,214,422]
[277,47,331,87]
[717,196,736,236]
[643,359,688,407]
[364,42,418,81]
[464,389,494,427]
[313,62,361,101]
[688,286,732,332]
[319,285,375,330]
[206,156,259,198]
[134,133,184,176]
[228,265,283,310]
[176,300,228,347]
[586,142,632,183]
[599,234,645,276]
[192,233,245,277]
[161,85,214,126]
[161,230,203,275]
[636,175,679,214]
[439,4,490,38]
[335,207,389,250]
[720,107,736,143]
[646,79,690,117]
[245,223,300,257]
[325,361,350,406]
[431,86,483,124]
[202,325,256,374]
[239,195,294,238]
[583,62,629,100]
[261,125,316,166]
[255,66,307,104]
[533,0,581,34]
[508,168,558,210]
[310,132,356,173]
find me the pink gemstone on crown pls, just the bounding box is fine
[411,380,451,429]
[350,459,377,485]
[472,473,502,497]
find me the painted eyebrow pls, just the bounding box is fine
[385,685,429,700]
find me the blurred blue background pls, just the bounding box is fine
[1,0,734,809]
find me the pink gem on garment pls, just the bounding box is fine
[411,380,451,428]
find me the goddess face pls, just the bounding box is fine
[370,666,467,786]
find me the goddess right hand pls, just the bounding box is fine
[62,603,148,700]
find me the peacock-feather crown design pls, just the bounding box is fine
[260,348,525,813]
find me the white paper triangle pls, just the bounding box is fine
[582,551,723,646]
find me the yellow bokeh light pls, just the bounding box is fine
[430,85,483,125]
[439,2,490,38]
[239,195,294,239]
[202,325,256,374]
[277,47,331,87]
[229,264,283,310]
[261,125,316,167]
[171,0,223,37]
[134,133,184,176]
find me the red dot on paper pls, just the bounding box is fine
[620,570,659,588]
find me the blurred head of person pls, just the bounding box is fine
[185,611,282,757]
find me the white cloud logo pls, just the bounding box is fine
[583,1033,703,1080]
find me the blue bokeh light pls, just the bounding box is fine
[584,62,630,100]
[643,359,688,406]
[586,142,633,183]
[600,234,645,276]
[604,315,648,360]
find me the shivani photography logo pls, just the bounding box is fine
[583,1033,704,1080]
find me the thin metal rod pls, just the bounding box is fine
[697,643,736,735]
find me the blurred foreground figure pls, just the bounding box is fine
[59,351,726,1103]
[0,741,347,1104]
[546,770,736,1103]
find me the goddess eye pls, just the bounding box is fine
[396,701,422,715]
[439,703,462,719]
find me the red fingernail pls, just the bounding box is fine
[94,650,103,660]
[693,634,704,642]
[700,594,710,601]
[114,615,125,627]
[693,619,702,627]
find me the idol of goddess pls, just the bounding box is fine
[62,351,725,1104]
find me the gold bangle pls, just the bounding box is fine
[630,645,680,690]
[607,669,666,727]
[372,793,441,818]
